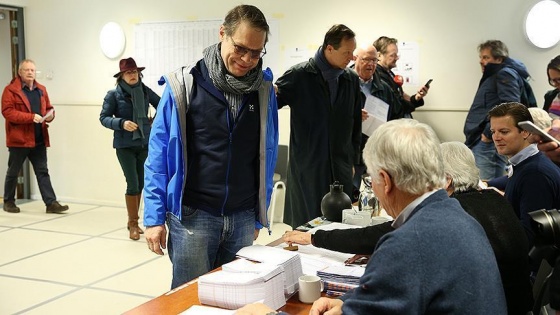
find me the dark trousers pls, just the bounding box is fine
[116,147,148,195]
[4,145,57,205]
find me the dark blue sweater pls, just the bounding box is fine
[505,152,560,248]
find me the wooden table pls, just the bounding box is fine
[123,238,313,314]
[123,276,313,315]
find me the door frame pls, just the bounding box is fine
[0,3,28,200]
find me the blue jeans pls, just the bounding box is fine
[166,206,255,289]
[471,140,507,180]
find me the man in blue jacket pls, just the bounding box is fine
[143,4,278,289]
[464,40,533,180]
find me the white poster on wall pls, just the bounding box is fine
[393,41,419,86]
[135,20,279,96]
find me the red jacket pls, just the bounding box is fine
[1,76,54,147]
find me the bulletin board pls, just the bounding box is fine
[134,19,279,96]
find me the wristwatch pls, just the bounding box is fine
[265,312,278,315]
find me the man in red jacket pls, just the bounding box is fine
[1,59,68,214]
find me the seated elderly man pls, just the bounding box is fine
[281,141,530,315]
[237,119,507,315]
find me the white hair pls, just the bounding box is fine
[440,141,480,192]
[529,107,552,129]
[363,119,446,195]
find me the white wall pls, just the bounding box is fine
[1,0,557,206]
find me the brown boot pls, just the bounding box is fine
[125,194,140,240]
[135,194,144,234]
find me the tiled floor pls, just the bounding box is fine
[0,200,291,315]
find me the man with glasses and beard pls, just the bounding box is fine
[373,36,429,119]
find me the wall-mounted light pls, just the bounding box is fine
[525,0,560,49]
[99,22,126,59]
[0,11,6,20]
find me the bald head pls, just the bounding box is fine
[354,45,378,81]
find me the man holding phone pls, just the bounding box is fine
[373,36,430,119]
[537,119,560,164]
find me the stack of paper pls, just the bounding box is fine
[317,265,365,297]
[198,259,286,310]
[236,244,303,295]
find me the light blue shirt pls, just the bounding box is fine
[507,143,539,177]
[509,143,538,166]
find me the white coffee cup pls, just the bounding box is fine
[298,275,323,304]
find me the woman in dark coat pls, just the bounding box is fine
[100,57,160,240]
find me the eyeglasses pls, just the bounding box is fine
[360,57,378,64]
[229,37,266,59]
[124,70,138,75]
[550,78,560,86]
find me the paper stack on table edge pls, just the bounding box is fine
[236,244,303,296]
[198,259,286,310]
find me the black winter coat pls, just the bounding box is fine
[100,82,160,148]
[276,58,363,228]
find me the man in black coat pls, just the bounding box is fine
[275,24,363,228]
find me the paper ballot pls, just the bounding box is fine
[362,95,389,136]
[198,259,286,310]
[181,305,235,315]
[39,109,54,123]
[236,244,303,296]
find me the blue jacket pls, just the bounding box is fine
[143,63,278,230]
[464,58,530,148]
[339,190,507,314]
[100,82,160,148]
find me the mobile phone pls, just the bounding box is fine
[518,121,560,145]
[425,79,433,87]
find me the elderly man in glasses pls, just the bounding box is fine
[143,4,279,289]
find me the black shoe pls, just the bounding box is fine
[3,201,20,213]
[46,201,69,214]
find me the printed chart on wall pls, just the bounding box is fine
[135,20,279,96]
[392,41,419,86]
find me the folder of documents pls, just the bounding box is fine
[316,265,365,296]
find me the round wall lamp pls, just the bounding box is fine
[99,22,126,59]
[524,0,560,49]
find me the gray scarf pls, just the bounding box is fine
[203,43,263,119]
[119,80,146,140]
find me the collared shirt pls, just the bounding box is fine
[509,144,539,166]
[351,68,373,97]
[507,144,539,177]
[359,79,373,97]
[391,190,438,228]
